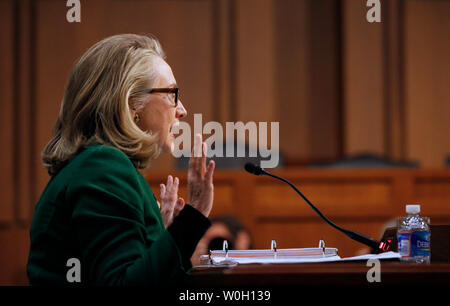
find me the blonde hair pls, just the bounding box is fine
[42,34,166,175]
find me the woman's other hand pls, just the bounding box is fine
[188,134,215,218]
[159,175,185,228]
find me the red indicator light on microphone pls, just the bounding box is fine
[378,240,391,252]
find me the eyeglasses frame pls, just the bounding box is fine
[139,87,179,107]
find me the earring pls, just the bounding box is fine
[134,114,140,123]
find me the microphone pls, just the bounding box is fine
[244,163,390,252]
[244,163,264,176]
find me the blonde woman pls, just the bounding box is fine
[27,34,215,286]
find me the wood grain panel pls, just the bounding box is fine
[342,0,385,156]
[209,185,235,217]
[16,0,34,223]
[0,0,15,224]
[214,0,233,123]
[308,0,341,160]
[274,0,341,162]
[0,228,30,285]
[383,0,405,160]
[404,1,450,167]
[414,179,450,199]
[254,180,392,218]
[274,0,310,160]
[413,177,450,219]
[235,0,275,123]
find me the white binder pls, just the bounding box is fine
[198,239,340,266]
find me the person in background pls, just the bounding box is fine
[27,34,215,286]
[191,215,252,266]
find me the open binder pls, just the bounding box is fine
[199,239,339,266]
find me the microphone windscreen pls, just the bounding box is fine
[244,163,262,175]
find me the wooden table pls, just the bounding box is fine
[189,261,450,287]
[170,261,450,305]
[185,261,450,302]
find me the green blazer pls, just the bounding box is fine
[27,143,210,286]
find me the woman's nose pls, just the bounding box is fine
[176,101,187,119]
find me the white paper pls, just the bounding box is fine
[340,251,400,262]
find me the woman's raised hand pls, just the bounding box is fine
[187,134,215,217]
[159,175,185,228]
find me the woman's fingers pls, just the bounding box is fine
[189,134,209,179]
[193,133,203,158]
[160,184,166,197]
[166,175,173,189]
[172,176,178,190]
[205,160,215,185]
[189,134,201,171]
[174,197,185,216]
[201,142,207,175]
[189,134,206,177]
[160,176,179,205]
[160,176,182,228]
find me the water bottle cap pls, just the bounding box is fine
[406,204,420,214]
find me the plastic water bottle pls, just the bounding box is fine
[397,204,431,263]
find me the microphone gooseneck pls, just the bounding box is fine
[244,163,388,252]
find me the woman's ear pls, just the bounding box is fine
[130,109,141,124]
[130,108,137,120]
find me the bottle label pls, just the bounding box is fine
[397,231,430,257]
[397,232,410,257]
[411,231,430,257]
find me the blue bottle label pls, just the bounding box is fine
[398,231,430,258]
[411,231,430,257]
[397,233,410,257]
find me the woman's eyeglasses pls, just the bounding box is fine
[139,87,179,107]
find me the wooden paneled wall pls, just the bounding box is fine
[0,0,449,285]
[342,0,450,165]
[404,1,450,167]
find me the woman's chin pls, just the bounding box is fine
[161,139,175,155]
